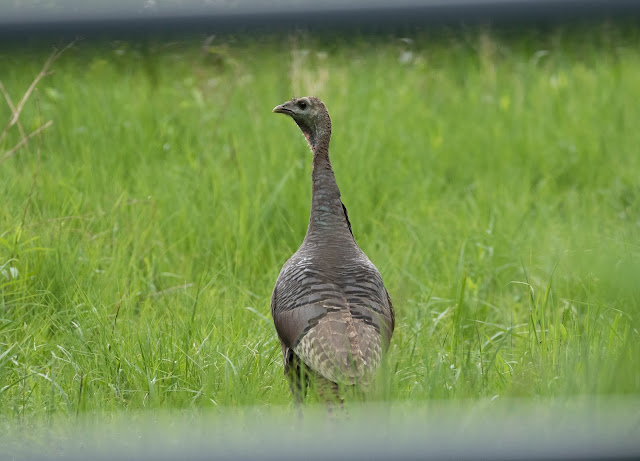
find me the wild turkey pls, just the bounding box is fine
[271,96,395,402]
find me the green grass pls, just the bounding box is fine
[1,26,639,420]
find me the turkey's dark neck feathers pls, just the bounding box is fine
[307,116,353,240]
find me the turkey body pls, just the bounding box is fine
[271,96,394,400]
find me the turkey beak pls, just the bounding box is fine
[273,103,293,115]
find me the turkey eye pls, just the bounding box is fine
[297,101,307,110]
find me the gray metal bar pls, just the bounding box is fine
[1,1,640,40]
[2,398,640,460]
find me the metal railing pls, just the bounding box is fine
[3,398,640,460]
[1,0,640,39]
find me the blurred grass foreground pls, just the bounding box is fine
[1,24,639,427]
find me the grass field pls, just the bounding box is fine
[1,25,639,421]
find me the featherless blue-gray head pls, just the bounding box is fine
[273,96,331,151]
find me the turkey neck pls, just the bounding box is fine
[306,128,351,241]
